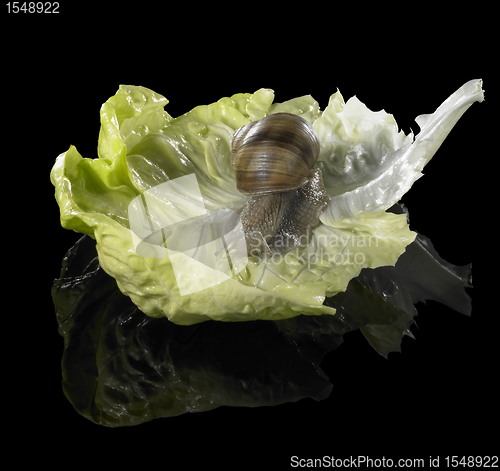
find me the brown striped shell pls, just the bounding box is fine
[231,113,320,196]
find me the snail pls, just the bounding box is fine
[231,112,330,257]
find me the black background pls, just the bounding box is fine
[3,3,494,468]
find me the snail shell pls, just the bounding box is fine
[231,113,330,257]
[231,113,320,196]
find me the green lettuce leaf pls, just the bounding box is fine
[50,82,482,325]
[316,79,484,220]
[51,203,472,425]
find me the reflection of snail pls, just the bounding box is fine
[231,113,330,257]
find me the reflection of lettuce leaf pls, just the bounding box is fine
[329,204,472,358]
[52,203,472,425]
[50,81,482,325]
[52,236,334,426]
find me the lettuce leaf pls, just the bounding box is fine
[50,81,482,325]
[52,203,472,425]
[52,236,334,426]
[316,79,484,220]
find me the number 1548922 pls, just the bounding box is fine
[6,2,59,13]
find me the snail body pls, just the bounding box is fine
[231,113,330,257]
